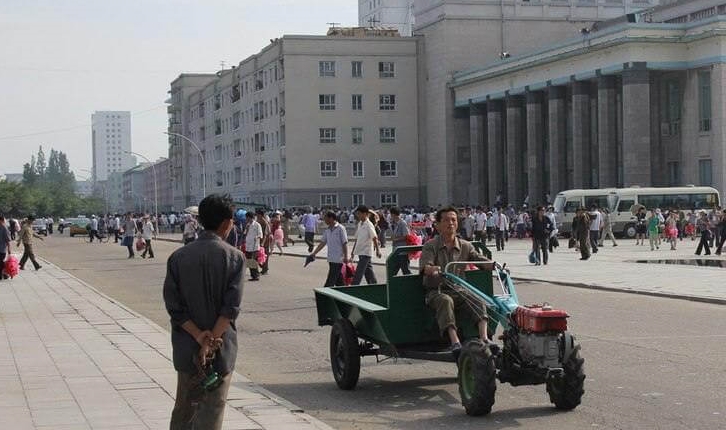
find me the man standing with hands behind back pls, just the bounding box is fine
[163,194,243,430]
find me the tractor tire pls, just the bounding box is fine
[457,340,497,416]
[547,346,585,410]
[330,319,360,390]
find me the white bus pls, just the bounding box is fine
[553,189,618,235]
[609,186,720,238]
[554,186,720,237]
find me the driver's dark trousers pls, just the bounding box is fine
[426,289,487,336]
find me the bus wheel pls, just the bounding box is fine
[624,223,637,239]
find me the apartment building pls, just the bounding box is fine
[91,111,134,181]
[168,28,420,209]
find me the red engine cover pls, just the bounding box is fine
[513,304,569,333]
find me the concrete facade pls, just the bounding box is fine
[413,0,661,205]
[168,30,420,209]
[451,2,726,206]
[91,111,134,181]
[359,0,414,36]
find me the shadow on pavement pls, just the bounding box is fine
[263,376,562,429]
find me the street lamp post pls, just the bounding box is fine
[125,151,158,235]
[164,131,206,201]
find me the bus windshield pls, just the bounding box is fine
[553,195,566,213]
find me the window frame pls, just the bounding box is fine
[379,94,396,110]
[319,128,337,144]
[351,127,363,145]
[319,61,336,78]
[320,193,339,207]
[379,160,398,177]
[379,61,395,78]
[352,160,365,178]
[320,160,339,178]
[351,61,363,78]
[319,94,336,111]
[379,127,397,144]
[351,94,363,111]
[380,192,398,206]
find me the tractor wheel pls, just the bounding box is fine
[546,346,585,410]
[330,319,360,390]
[457,340,497,416]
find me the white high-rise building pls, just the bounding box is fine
[91,111,134,181]
[359,0,414,36]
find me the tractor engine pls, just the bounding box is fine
[512,304,569,367]
[497,304,569,385]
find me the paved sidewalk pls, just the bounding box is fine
[176,233,726,305]
[0,261,334,430]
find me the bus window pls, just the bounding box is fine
[691,193,719,209]
[564,200,580,213]
[616,199,635,213]
[638,195,665,210]
[553,195,566,213]
[584,196,609,210]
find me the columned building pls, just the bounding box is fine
[450,2,726,206]
[413,0,661,206]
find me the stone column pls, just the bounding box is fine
[622,65,651,186]
[526,91,545,205]
[571,80,591,188]
[598,75,618,187]
[487,100,505,204]
[470,105,487,205]
[506,96,525,205]
[548,86,567,194]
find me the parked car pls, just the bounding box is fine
[67,218,91,237]
[31,219,48,236]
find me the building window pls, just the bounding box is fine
[232,111,240,130]
[320,193,338,207]
[319,61,336,77]
[352,160,364,178]
[231,85,240,103]
[234,167,242,184]
[352,61,363,78]
[379,94,396,110]
[699,70,711,132]
[215,170,223,187]
[379,160,397,177]
[319,128,337,144]
[233,139,241,157]
[215,119,222,135]
[379,127,396,143]
[198,103,205,118]
[352,127,363,144]
[380,193,398,206]
[379,61,395,78]
[352,193,364,207]
[667,161,680,186]
[214,94,221,111]
[199,126,206,141]
[214,145,222,162]
[319,94,336,110]
[352,94,362,111]
[320,160,338,177]
[699,159,712,186]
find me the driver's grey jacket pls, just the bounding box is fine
[419,236,488,293]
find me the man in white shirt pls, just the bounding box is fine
[140,215,155,259]
[350,206,381,285]
[310,211,349,287]
[588,205,603,254]
[462,207,476,240]
[89,215,101,243]
[494,209,508,251]
[474,208,487,243]
[244,212,263,281]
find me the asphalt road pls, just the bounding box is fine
[35,233,726,430]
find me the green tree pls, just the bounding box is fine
[35,146,46,180]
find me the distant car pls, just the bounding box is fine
[31,220,48,236]
[67,218,91,237]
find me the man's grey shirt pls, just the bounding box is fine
[163,231,244,374]
[0,225,10,253]
[392,219,409,248]
[321,222,347,263]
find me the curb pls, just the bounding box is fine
[36,255,335,430]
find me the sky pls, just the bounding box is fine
[0,0,358,178]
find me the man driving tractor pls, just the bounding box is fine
[420,206,495,358]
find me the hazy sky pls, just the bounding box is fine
[0,0,357,178]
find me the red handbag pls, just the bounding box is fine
[135,238,146,251]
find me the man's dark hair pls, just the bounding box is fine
[198,194,234,231]
[355,205,369,214]
[435,206,459,222]
[324,211,337,221]
[0,215,5,222]
[389,206,401,216]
